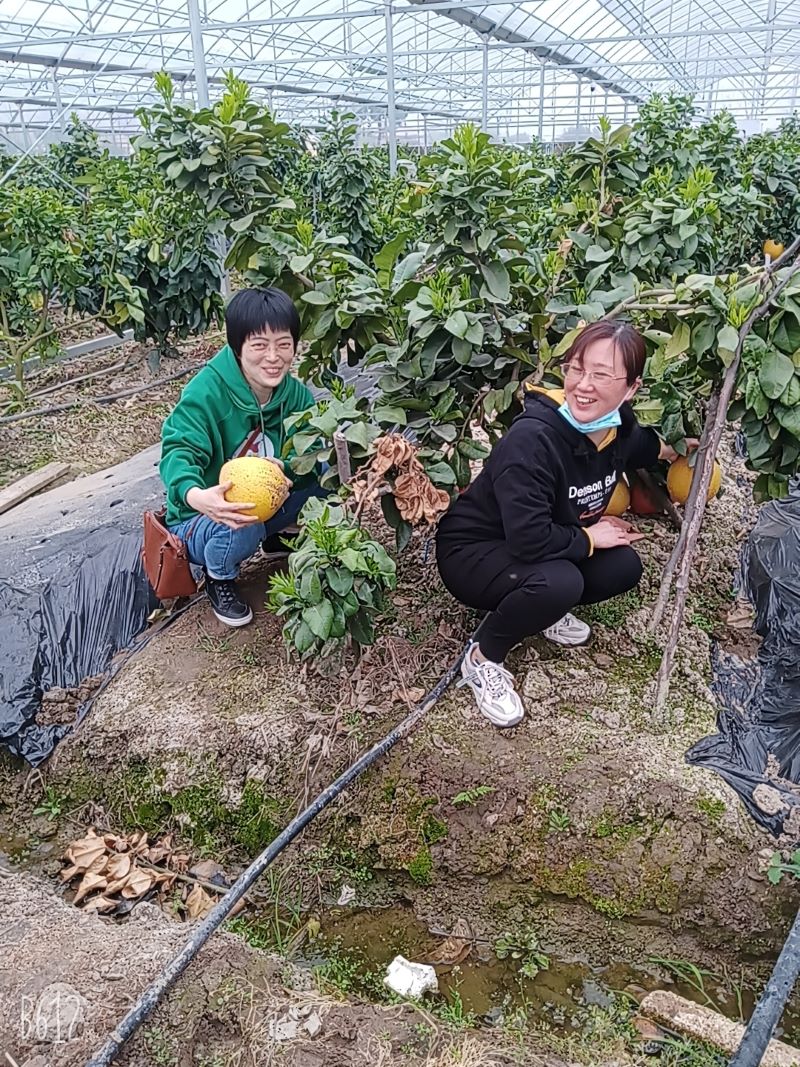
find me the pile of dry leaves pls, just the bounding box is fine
[60,828,234,921]
[351,434,450,525]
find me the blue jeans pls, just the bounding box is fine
[168,482,327,580]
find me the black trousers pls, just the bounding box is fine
[436,539,643,662]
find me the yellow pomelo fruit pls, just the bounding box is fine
[604,480,630,516]
[764,238,785,259]
[666,455,722,505]
[219,456,287,521]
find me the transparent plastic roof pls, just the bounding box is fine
[0,0,798,151]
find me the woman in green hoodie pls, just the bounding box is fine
[160,287,323,627]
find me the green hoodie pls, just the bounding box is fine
[160,343,315,525]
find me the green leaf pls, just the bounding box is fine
[373,405,407,426]
[327,567,354,597]
[717,324,740,367]
[396,520,413,552]
[302,290,333,306]
[584,244,615,263]
[665,322,691,359]
[479,261,511,302]
[302,599,334,640]
[294,620,316,654]
[553,327,582,359]
[444,310,469,339]
[289,253,314,273]
[759,348,795,399]
[381,493,404,529]
[425,461,457,486]
[393,250,425,287]
[348,609,375,646]
[457,438,490,460]
[339,547,368,572]
[375,231,408,274]
[343,421,371,450]
[230,213,256,233]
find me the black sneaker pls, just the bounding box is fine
[205,575,253,627]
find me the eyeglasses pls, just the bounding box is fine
[561,363,629,386]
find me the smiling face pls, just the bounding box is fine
[239,327,296,400]
[563,336,640,424]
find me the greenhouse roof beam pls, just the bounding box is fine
[7,47,793,78]
[0,53,463,119]
[2,11,794,52]
[593,0,694,92]
[406,0,646,101]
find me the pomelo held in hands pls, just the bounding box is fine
[219,456,288,522]
[666,455,722,505]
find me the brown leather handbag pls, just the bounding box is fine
[142,509,198,599]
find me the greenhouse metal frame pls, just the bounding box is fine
[0,0,798,162]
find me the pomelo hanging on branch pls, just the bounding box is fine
[763,238,785,260]
[666,455,722,505]
[219,456,288,521]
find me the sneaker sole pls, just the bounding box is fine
[211,605,254,628]
[482,712,525,729]
[543,632,591,647]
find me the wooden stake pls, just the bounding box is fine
[651,239,800,715]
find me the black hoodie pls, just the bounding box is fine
[436,387,660,565]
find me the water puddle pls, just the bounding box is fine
[297,903,800,1040]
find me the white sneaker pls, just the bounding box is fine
[542,612,591,647]
[458,644,525,728]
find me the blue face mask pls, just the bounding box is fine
[557,398,627,435]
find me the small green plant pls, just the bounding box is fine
[33,785,67,820]
[143,1026,177,1067]
[452,785,495,806]
[268,497,397,658]
[494,929,550,980]
[434,981,478,1028]
[691,611,716,634]
[548,808,571,833]
[406,846,433,885]
[225,870,304,956]
[697,794,726,823]
[650,956,746,1022]
[313,940,386,1000]
[767,848,800,885]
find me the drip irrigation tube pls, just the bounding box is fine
[84,638,470,1067]
[728,904,800,1066]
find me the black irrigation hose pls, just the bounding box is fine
[728,904,800,1066]
[84,637,471,1067]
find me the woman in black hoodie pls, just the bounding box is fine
[437,320,688,729]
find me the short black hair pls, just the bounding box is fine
[225,287,300,358]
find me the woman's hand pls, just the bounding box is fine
[659,438,700,463]
[186,484,262,530]
[591,516,645,548]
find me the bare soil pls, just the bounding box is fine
[0,332,223,491]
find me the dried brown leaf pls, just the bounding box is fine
[73,870,108,905]
[63,829,106,872]
[120,867,157,899]
[105,854,132,882]
[185,884,214,920]
[427,917,473,965]
[82,895,118,914]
